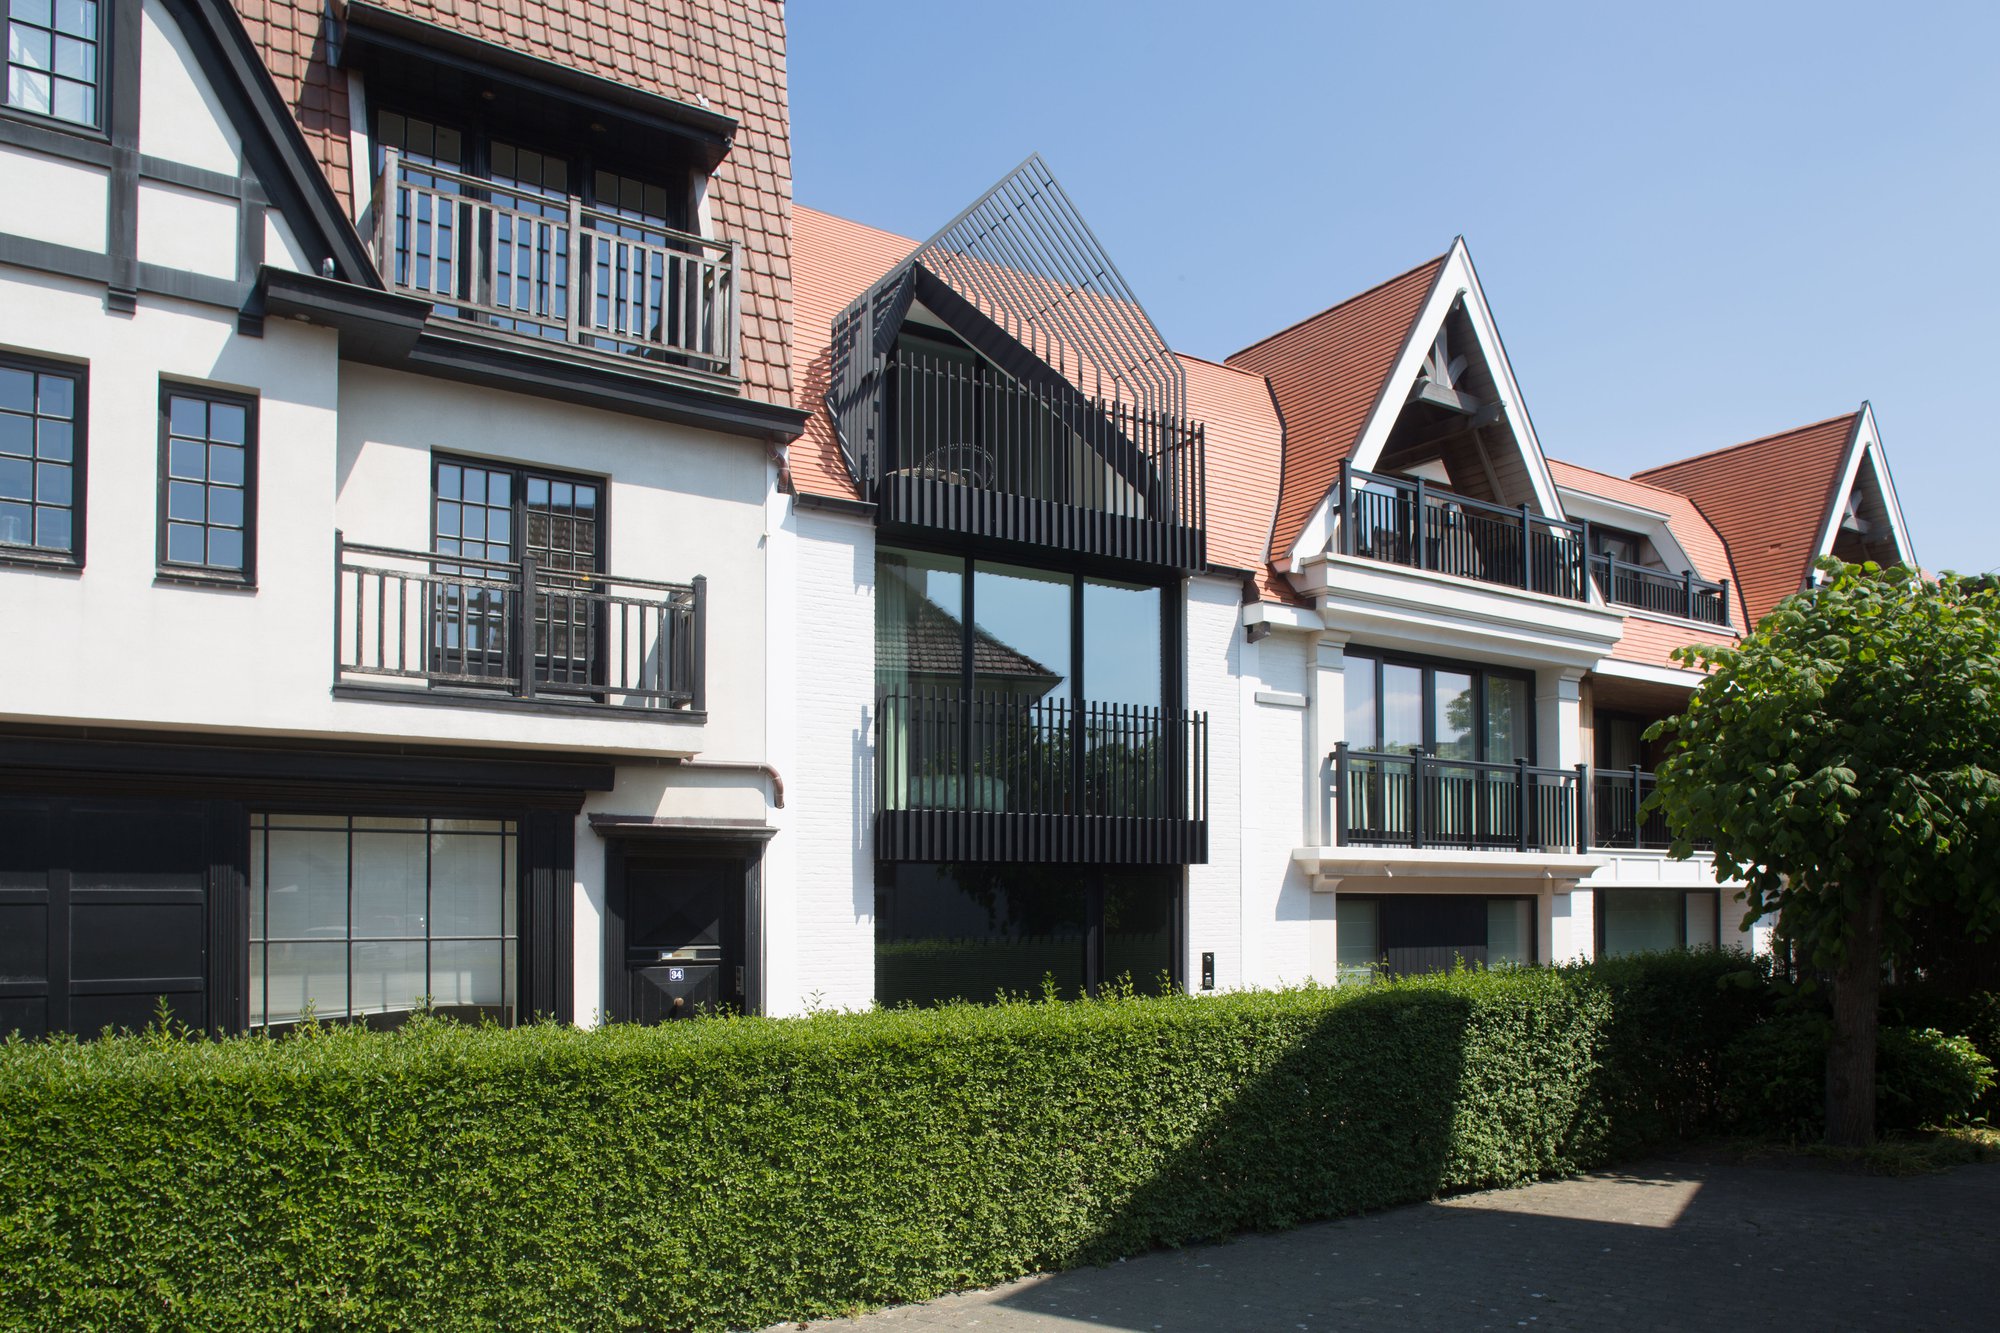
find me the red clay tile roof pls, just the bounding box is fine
[1179,354,1299,604]
[1633,412,1859,628]
[788,204,915,501]
[1224,254,1446,568]
[1546,457,1745,668]
[230,1,794,405]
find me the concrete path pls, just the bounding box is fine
[772,1154,2000,1331]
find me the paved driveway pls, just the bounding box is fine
[773,1154,2000,1332]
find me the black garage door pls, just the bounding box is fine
[0,797,239,1039]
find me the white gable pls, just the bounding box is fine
[1288,239,1567,567]
[138,0,242,176]
[1812,403,1916,570]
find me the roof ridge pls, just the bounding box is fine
[1633,409,1861,480]
[1175,349,1270,377]
[1547,455,1690,502]
[1225,250,1450,364]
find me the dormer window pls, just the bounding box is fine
[370,106,735,376]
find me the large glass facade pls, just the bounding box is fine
[248,814,518,1028]
[875,862,1177,1006]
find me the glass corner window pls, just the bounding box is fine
[5,0,102,129]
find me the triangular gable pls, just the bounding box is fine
[1810,403,1915,575]
[1228,239,1567,570]
[1633,407,1914,627]
[166,0,377,285]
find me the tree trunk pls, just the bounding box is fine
[1825,878,1886,1147]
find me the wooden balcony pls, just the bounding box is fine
[373,151,738,379]
[332,535,705,717]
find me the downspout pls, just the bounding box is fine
[668,758,786,809]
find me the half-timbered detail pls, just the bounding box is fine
[0,0,801,1036]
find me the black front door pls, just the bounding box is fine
[622,857,744,1022]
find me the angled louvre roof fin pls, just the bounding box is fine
[829,154,1185,422]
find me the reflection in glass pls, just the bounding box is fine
[1102,869,1174,995]
[1082,579,1160,709]
[1685,892,1719,950]
[1335,897,1380,985]
[1487,899,1533,965]
[1344,656,1377,751]
[1601,889,1683,957]
[972,562,1069,704]
[1432,670,1475,760]
[875,547,966,695]
[1485,676,1530,763]
[875,862,1086,1006]
[1382,664,1424,753]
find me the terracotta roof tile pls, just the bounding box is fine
[1546,457,1745,668]
[1225,254,1446,567]
[1633,413,1859,628]
[230,1,793,405]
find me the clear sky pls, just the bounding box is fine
[789,0,2000,575]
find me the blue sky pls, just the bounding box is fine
[789,1,2000,575]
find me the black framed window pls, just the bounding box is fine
[4,0,100,128]
[248,812,519,1030]
[433,455,604,685]
[1343,649,1534,763]
[158,387,255,582]
[0,352,83,565]
[875,546,1172,711]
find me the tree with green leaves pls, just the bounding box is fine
[1647,558,2000,1146]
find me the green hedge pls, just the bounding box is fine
[0,953,1764,1332]
[1721,1012,1997,1138]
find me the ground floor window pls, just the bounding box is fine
[1334,893,1537,982]
[874,862,1178,1006]
[249,813,518,1028]
[1598,888,1719,958]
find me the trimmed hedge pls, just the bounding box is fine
[0,953,1764,1332]
[1720,1012,1997,1138]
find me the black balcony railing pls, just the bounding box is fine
[1336,462,1588,600]
[869,349,1207,570]
[1591,767,1713,851]
[1589,554,1731,625]
[1332,744,1587,853]
[374,151,738,378]
[875,688,1208,863]
[333,534,705,714]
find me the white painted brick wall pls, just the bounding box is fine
[1241,630,1314,987]
[773,508,878,1014]
[1184,577,1243,992]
